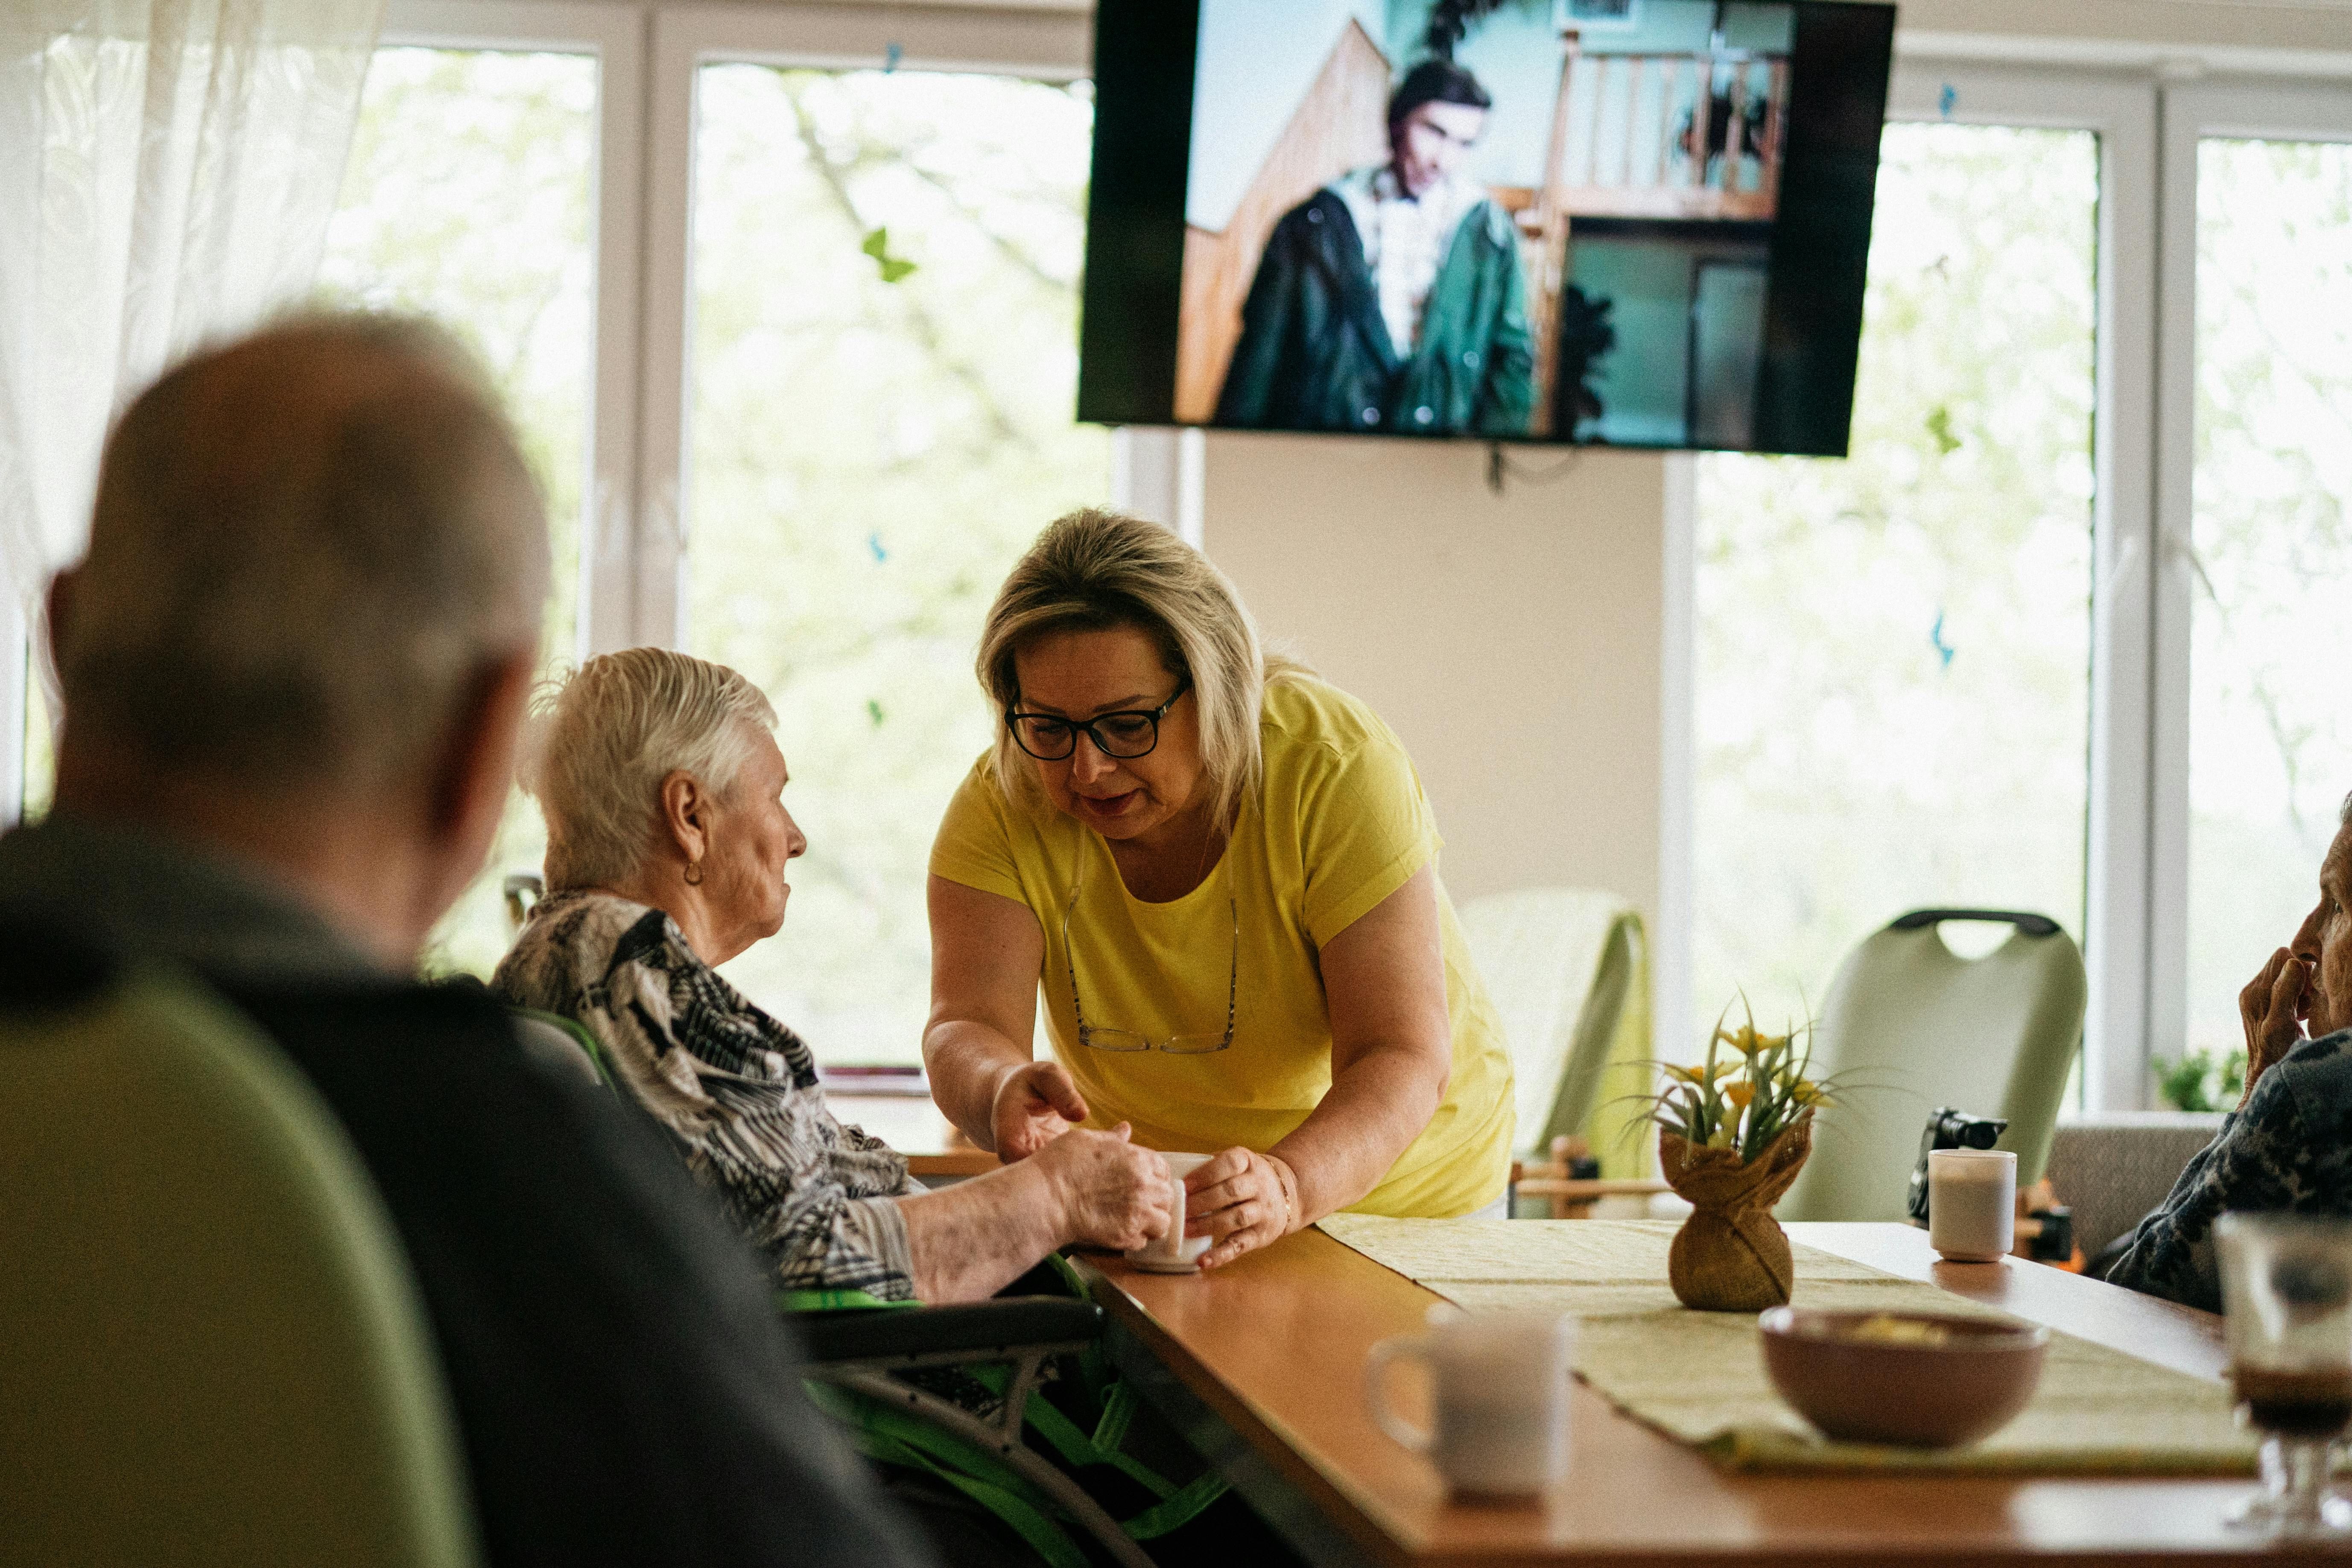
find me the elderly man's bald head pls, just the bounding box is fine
[59,314,549,790]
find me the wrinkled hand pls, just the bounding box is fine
[990,1060,1089,1161]
[2240,946,2313,1107]
[1035,1123,1175,1252]
[1185,1147,1300,1270]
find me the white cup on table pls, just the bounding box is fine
[1928,1148,2016,1262]
[1127,1151,1213,1273]
[1365,1306,1575,1497]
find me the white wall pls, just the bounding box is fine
[1200,435,1668,924]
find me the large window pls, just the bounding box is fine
[684,64,1106,1060]
[318,44,598,974]
[19,2,2342,1112]
[1693,121,2099,1030]
[2183,135,2352,1057]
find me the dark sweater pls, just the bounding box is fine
[0,815,932,1568]
[2106,1028,2352,1313]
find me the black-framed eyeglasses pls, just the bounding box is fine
[1062,857,1236,1055]
[1007,679,1191,762]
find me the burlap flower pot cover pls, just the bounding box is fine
[1659,1116,1814,1312]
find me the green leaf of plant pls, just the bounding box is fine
[861,225,918,283]
[1925,404,1961,454]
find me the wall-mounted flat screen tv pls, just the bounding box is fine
[1079,0,1895,456]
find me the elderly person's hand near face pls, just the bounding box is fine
[2238,833,2352,1107]
[2106,800,2352,1313]
[494,648,1175,1304]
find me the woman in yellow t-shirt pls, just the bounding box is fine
[926,509,1515,1270]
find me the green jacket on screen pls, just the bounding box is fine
[1215,183,1534,438]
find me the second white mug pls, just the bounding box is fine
[1366,1305,1575,1496]
[1928,1148,2016,1262]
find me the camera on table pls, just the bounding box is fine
[1905,1107,2008,1226]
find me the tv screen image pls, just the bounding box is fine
[1079,0,1894,456]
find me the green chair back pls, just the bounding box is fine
[1777,911,2088,1223]
[1456,887,1653,1177]
[0,961,479,1568]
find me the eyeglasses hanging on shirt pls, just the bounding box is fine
[1061,851,1237,1054]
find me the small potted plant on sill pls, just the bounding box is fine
[1643,1006,1837,1312]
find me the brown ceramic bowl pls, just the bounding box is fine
[1757,1307,2050,1448]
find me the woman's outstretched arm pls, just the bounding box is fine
[894,1125,1174,1302]
[923,874,1093,1159]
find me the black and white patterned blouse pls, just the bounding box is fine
[494,889,920,1300]
[2106,1028,2352,1312]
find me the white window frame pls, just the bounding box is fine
[1686,59,2161,1109]
[373,0,1097,658]
[2146,77,2352,1074]
[377,0,649,667]
[637,3,1092,650]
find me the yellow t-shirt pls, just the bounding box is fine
[928,675,1514,1217]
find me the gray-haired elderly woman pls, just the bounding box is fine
[495,648,1174,1303]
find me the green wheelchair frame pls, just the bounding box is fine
[508,1007,1226,1568]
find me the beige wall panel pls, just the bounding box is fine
[1201,432,1666,926]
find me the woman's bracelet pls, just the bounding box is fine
[1265,1153,1301,1234]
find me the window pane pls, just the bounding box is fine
[2186,138,2352,1061]
[1693,124,2098,1038]
[687,66,1107,1063]
[318,47,597,975]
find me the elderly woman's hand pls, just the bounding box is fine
[1186,1147,1301,1270]
[1033,1123,1176,1251]
[2241,946,2314,1108]
[990,1060,1091,1161]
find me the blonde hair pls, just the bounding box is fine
[524,648,777,890]
[975,508,1308,826]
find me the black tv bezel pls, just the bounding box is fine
[1076,0,1893,459]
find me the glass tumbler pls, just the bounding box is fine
[2217,1212,2352,1537]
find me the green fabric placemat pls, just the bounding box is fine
[1320,1215,2256,1475]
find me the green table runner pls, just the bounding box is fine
[1321,1215,2255,1475]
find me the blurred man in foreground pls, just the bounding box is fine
[0,315,932,1568]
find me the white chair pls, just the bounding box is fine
[1776,909,2088,1223]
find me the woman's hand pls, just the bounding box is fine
[1034,1122,1176,1251]
[1185,1147,1301,1270]
[2241,945,2313,1108]
[991,1059,1091,1161]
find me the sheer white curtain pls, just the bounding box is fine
[0,0,383,808]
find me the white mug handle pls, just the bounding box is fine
[1364,1334,1434,1453]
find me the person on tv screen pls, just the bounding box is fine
[1215,58,1534,438]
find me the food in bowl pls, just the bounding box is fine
[1758,1307,2050,1448]
[1837,1313,1957,1347]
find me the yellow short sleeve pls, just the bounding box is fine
[1291,716,1442,948]
[928,756,1031,908]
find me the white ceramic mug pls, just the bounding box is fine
[1365,1306,1575,1496]
[1928,1148,2016,1262]
[1127,1152,1213,1273]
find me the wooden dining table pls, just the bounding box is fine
[1072,1222,2316,1567]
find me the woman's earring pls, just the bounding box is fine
[683,859,704,886]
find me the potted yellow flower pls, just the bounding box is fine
[1642,1004,1835,1312]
